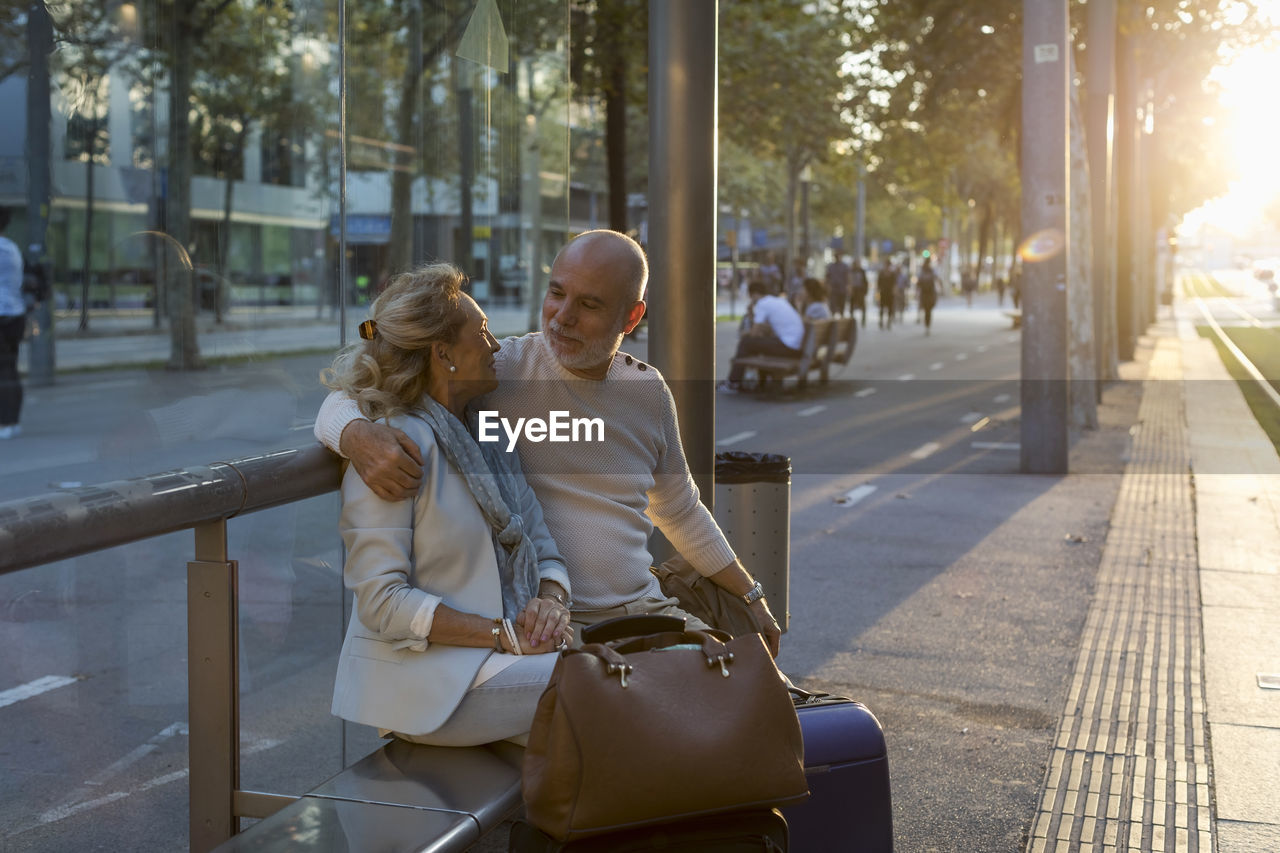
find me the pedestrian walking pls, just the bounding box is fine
[876,259,896,329]
[996,275,1007,306]
[824,256,851,318]
[916,258,939,335]
[1009,264,1022,310]
[0,208,26,440]
[850,259,869,327]
[961,266,978,308]
[895,262,911,322]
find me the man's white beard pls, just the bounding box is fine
[542,317,626,374]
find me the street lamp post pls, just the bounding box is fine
[799,164,813,278]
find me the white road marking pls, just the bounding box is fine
[929,362,944,371]
[1007,334,1020,343]
[897,373,915,381]
[85,723,188,787]
[717,431,757,446]
[910,442,941,459]
[38,733,281,826]
[960,412,983,424]
[972,441,1020,451]
[954,352,968,361]
[855,387,877,398]
[837,484,878,506]
[797,405,827,417]
[977,345,989,353]
[0,675,78,710]
[994,394,1012,403]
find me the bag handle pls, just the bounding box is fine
[578,613,687,645]
[574,629,736,687]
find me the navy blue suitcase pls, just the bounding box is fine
[782,692,893,852]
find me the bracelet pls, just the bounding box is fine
[502,618,523,656]
[742,580,765,606]
[492,618,504,653]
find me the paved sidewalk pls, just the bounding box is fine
[18,302,540,373]
[1027,301,1280,852]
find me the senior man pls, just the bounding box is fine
[315,230,782,656]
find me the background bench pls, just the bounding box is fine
[731,318,833,391]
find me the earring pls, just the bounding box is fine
[449,365,457,373]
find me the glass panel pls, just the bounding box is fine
[2,0,589,847]
[0,537,199,849]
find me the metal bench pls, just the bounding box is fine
[214,739,524,853]
[731,318,834,391]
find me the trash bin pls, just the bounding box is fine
[713,451,791,632]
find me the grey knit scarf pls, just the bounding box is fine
[411,396,541,622]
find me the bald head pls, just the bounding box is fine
[553,230,648,304]
[541,230,649,379]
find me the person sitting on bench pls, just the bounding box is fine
[719,279,805,392]
[324,263,572,747]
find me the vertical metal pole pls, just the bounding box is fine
[800,178,810,274]
[25,1,55,385]
[647,0,717,506]
[337,0,348,344]
[188,520,239,852]
[1020,0,1070,474]
[1086,0,1117,385]
[1114,9,1137,362]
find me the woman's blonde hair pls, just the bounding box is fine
[322,263,468,421]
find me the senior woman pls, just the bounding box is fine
[323,263,572,747]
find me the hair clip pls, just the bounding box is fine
[358,319,378,340]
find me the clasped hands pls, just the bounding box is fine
[513,595,572,654]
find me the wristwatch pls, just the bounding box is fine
[742,580,765,606]
[539,589,570,608]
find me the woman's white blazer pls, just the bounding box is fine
[331,412,567,736]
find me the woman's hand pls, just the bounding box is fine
[516,596,572,651]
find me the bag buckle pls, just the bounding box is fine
[707,652,734,678]
[606,661,633,688]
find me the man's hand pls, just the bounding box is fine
[339,420,423,501]
[516,596,572,650]
[749,598,782,659]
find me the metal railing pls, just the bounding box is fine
[0,444,344,852]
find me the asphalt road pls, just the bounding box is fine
[0,292,1140,851]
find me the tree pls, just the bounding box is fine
[188,0,303,321]
[46,1,132,331]
[720,0,861,278]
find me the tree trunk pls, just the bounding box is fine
[601,0,627,232]
[977,200,993,284]
[216,148,239,323]
[456,78,474,278]
[166,1,202,370]
[79,136,96,330]
[523,60,544,331]
[388,0,422,278]
[784,155,800,293]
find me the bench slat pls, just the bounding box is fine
[215,740,525,853]
[307,739,524,831]
[213,795,476,853]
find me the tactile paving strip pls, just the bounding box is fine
[1026,339,1213,853]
